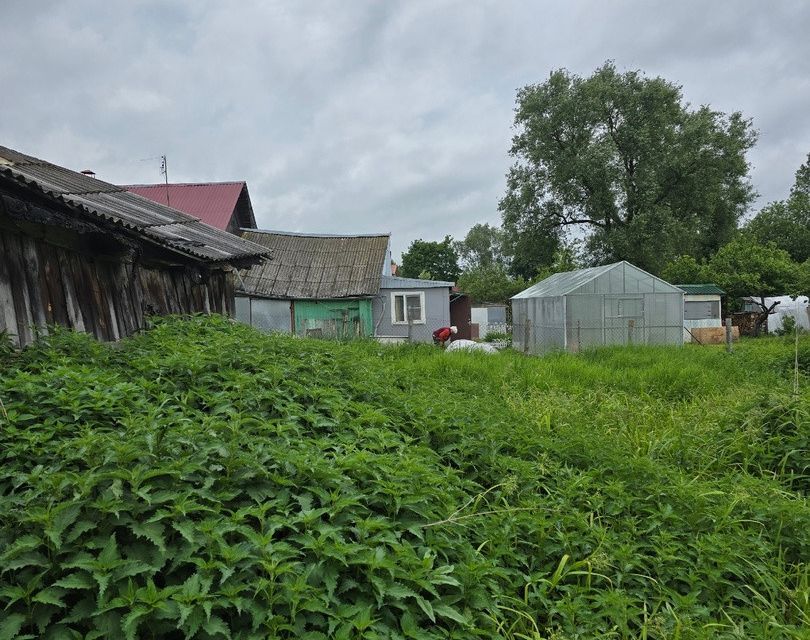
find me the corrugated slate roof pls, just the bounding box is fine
[380,275,454,289]
[0,145,270,264]
[122,182,253,230]
[676,284,726,295]
[238,230,390,299]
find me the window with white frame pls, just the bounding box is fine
[391,291,425,324]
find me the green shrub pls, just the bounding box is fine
[0,317,808,639]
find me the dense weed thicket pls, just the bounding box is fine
[0,317,808,639]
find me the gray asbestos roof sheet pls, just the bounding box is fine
[239,230,390,299]
[0,145,270,264]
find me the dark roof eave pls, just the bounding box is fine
[0,162,271,265]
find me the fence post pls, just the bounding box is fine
[628,319,635,345]
[577,320,581,352]
[725,317,733,353]
[408,319,413,343]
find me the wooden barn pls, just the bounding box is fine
[0,145,270,348]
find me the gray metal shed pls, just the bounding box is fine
[511,261,684,354]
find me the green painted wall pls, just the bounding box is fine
[293,299,373,339]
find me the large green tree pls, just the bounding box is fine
[708,236,799,303]
[501,61,757,274]
[663,236,804,333]
[398,236,460,281]
[454,223,507,270]
[499,208,561,280]
[708,236,802,333]
[745,153,810,263]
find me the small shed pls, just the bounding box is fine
[236,230,391,338]
[512,261,684,354]
[374,275,453,343]
[0,145,270,348]
[449,290,472,340]
[676,284,725,342]
[470,304,508,339]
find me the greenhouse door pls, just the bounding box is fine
[603,295,644,345]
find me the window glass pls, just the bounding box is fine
[406,295,422,321]
[394,295,405,323]
[684,300,720,320]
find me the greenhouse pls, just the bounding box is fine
[512,261,684,354]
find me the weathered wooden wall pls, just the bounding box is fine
[0,224,234,348]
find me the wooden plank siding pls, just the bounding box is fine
[0,225,234,348]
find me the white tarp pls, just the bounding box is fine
[757,296,810,332]
[446,339,498,353]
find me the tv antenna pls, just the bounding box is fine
[159,155,170,208]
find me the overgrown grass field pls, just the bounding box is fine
[1,317,808,639]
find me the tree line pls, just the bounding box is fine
[398,61,810,307]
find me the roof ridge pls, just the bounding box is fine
[122,181,246,188]
[244,228,390,239]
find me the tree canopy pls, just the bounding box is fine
[398,236,460,282]
[708,236,800,302]
[500,61,757,274]
[662,236,804,310]
[456,264,527,304]
[745,153,810,263]
[454,224,507,270]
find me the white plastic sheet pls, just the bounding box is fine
[760,296,810,332]
[446,339,498,354]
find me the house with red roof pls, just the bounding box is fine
[122,182,257,234]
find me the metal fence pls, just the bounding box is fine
[512,319,683,353]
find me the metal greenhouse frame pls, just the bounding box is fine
[511,261,684,354]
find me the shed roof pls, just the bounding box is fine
[512,261,682,299]
[122,182,256,231]
[676,284,726,295]
[380,275,454,289]
[0,145,270,265]
[238,229,390,299]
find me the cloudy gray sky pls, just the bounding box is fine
[1,1,808,258]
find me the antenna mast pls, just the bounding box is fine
[160,155,170,208]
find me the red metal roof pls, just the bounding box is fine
[122,182,246,230]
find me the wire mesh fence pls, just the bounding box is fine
[512,320,684,354]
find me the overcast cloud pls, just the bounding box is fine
[1,1,808,258]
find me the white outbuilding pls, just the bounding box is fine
[511,261,684,354]
[676,284,725,342]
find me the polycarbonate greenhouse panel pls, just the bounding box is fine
[512,262,684,355]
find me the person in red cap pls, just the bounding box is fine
[432,325,458,347]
